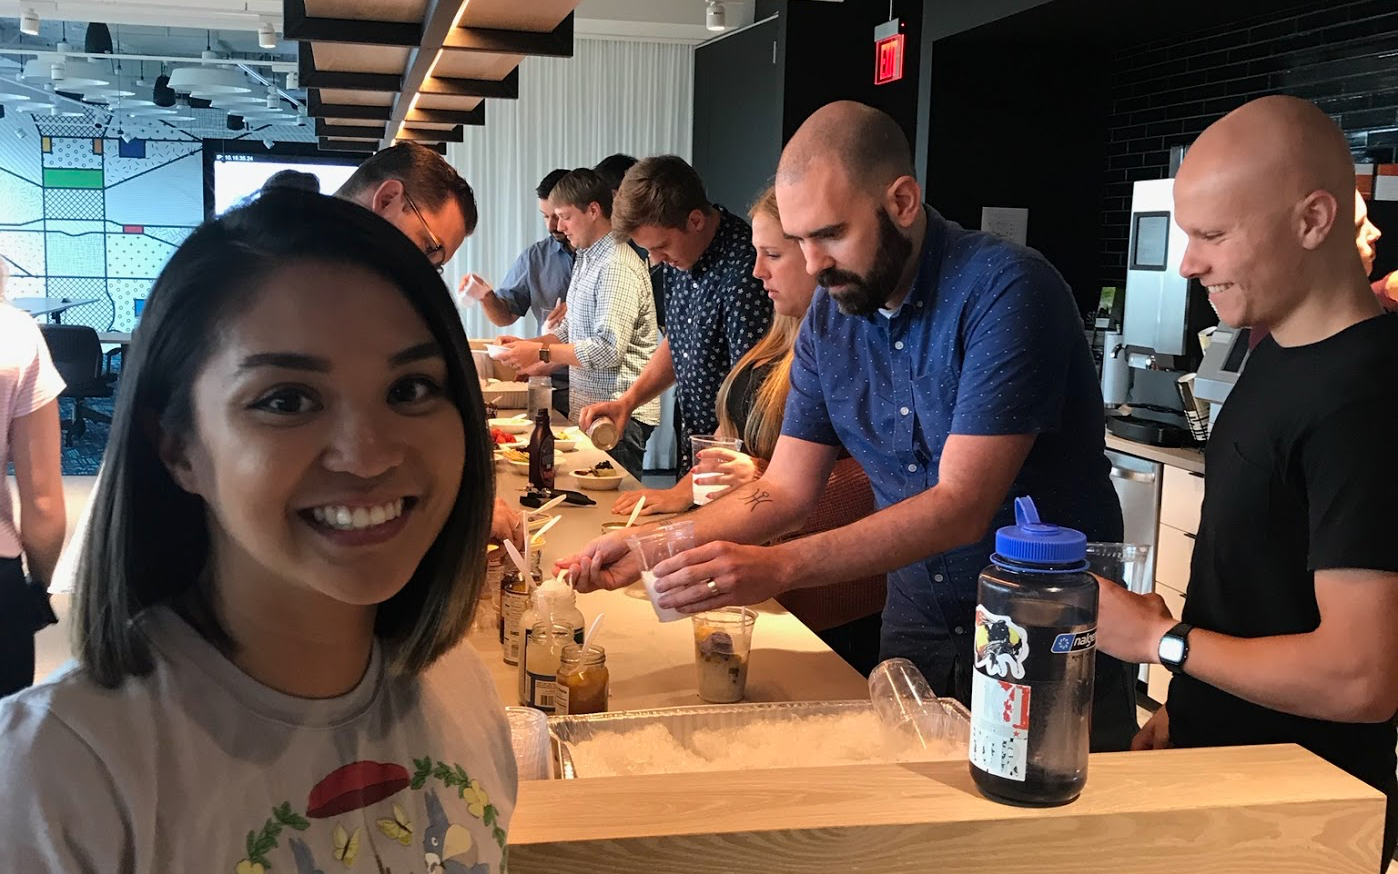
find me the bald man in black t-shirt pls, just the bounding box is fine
[1094,96,1398,870]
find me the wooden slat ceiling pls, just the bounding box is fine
[285,0,578,150]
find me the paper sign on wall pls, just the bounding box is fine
[981,207,1029,246]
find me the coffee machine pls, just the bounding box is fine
[1103,178,1220,447]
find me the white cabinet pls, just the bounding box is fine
[1149,465,1205,706]
[1155,525,1195,593]
[1160,466,1204,535]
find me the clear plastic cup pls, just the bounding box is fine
[868,658,968,753]
[690,435,743,506]
[692,606,756,703]
[627,520,696,622]
[505,706,554,780]
[1085,542,1151,592]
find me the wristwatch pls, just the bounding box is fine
[1158,622,1193,675]
[539,344,551,364]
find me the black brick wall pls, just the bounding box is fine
[1101,0,1398,290]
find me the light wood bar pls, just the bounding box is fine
[509,744,1385,873]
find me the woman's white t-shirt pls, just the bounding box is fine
[0,302,65,559]
[0,605,517,873]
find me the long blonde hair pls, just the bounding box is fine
[714,186,802,460]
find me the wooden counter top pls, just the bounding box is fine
[509,744,1385,873]
[469,415,869,710]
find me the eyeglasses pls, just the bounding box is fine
[403,192,446,274]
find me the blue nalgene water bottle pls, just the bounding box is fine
[969,496,1097,806]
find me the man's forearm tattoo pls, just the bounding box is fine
[743,490,774,512]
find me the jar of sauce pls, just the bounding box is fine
[556,643,608,715]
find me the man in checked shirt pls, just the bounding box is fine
[498,168,661,479]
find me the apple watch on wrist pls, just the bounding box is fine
[539,344,551,364]
[1158,622,1193,675]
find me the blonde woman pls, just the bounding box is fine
[613,187,885,674]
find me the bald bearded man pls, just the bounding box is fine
[562,101,1136,751]
[1095,96,1398,868]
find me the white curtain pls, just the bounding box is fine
[445,37,694,340]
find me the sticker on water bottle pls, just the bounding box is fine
[970,670,1032,782]
[973,607,1030,680]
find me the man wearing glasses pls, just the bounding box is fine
[335,142,478,273]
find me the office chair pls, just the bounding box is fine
[38,324,114,447]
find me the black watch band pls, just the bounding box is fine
[1159,621,1193,675]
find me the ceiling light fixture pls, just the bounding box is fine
[168,66,252,96]
[258,22,277,50]
[20,8,40,36]
[285,70,299,90]
[706,1,726,32]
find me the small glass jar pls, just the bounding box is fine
[556,643,609,715]
[523,621,573,713]
[500,558,541,665]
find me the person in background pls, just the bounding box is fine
[611,186,886,674]
[0,192,516,871]
[579,155,772,472]
[1095,96,1398,870]
[594,153,665,330]
[593,153,638,195]
[260,169,321,194]
[459,169,574,413]
[335,142,479,274]
[498,169,660,478]
[459,168,573,331]
[1355,189,1398,309]
[0,259,66,698]
[562,102,1136,751]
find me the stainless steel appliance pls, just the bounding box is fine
[1193,322,1253,429]
[1122,178,1218,374]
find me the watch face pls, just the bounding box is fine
[1159,636,1185,665]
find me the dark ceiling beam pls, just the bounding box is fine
[395,125,465,143]
[419,67,519,99]
[442,13,574,56]
[405,104,486,126]
[307,91,393,120]
[314,120,387,139]
[298,45,402,92]
[379,0,463,149]
[319,137,377,152]
[284,0,421,46]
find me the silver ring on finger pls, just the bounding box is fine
[706,579,718,595]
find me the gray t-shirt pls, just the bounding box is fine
[0,606,517,873]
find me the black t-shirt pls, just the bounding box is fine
[724,360,775,445]
[1169,314,1398,797]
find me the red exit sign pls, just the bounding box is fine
[875,33,905,85]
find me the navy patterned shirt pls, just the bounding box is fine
[659,206,772,467]
[782,207,1121,637]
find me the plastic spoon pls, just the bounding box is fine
[624,495,646,528]
[579,612,605,654]
[533,513,563,541]
[503,538,531,580]
[531,492,568,516]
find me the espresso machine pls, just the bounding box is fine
[1104,178,1219,447]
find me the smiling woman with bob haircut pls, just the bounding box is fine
[0,190,517,874]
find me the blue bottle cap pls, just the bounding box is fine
[993,496,1087,568]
